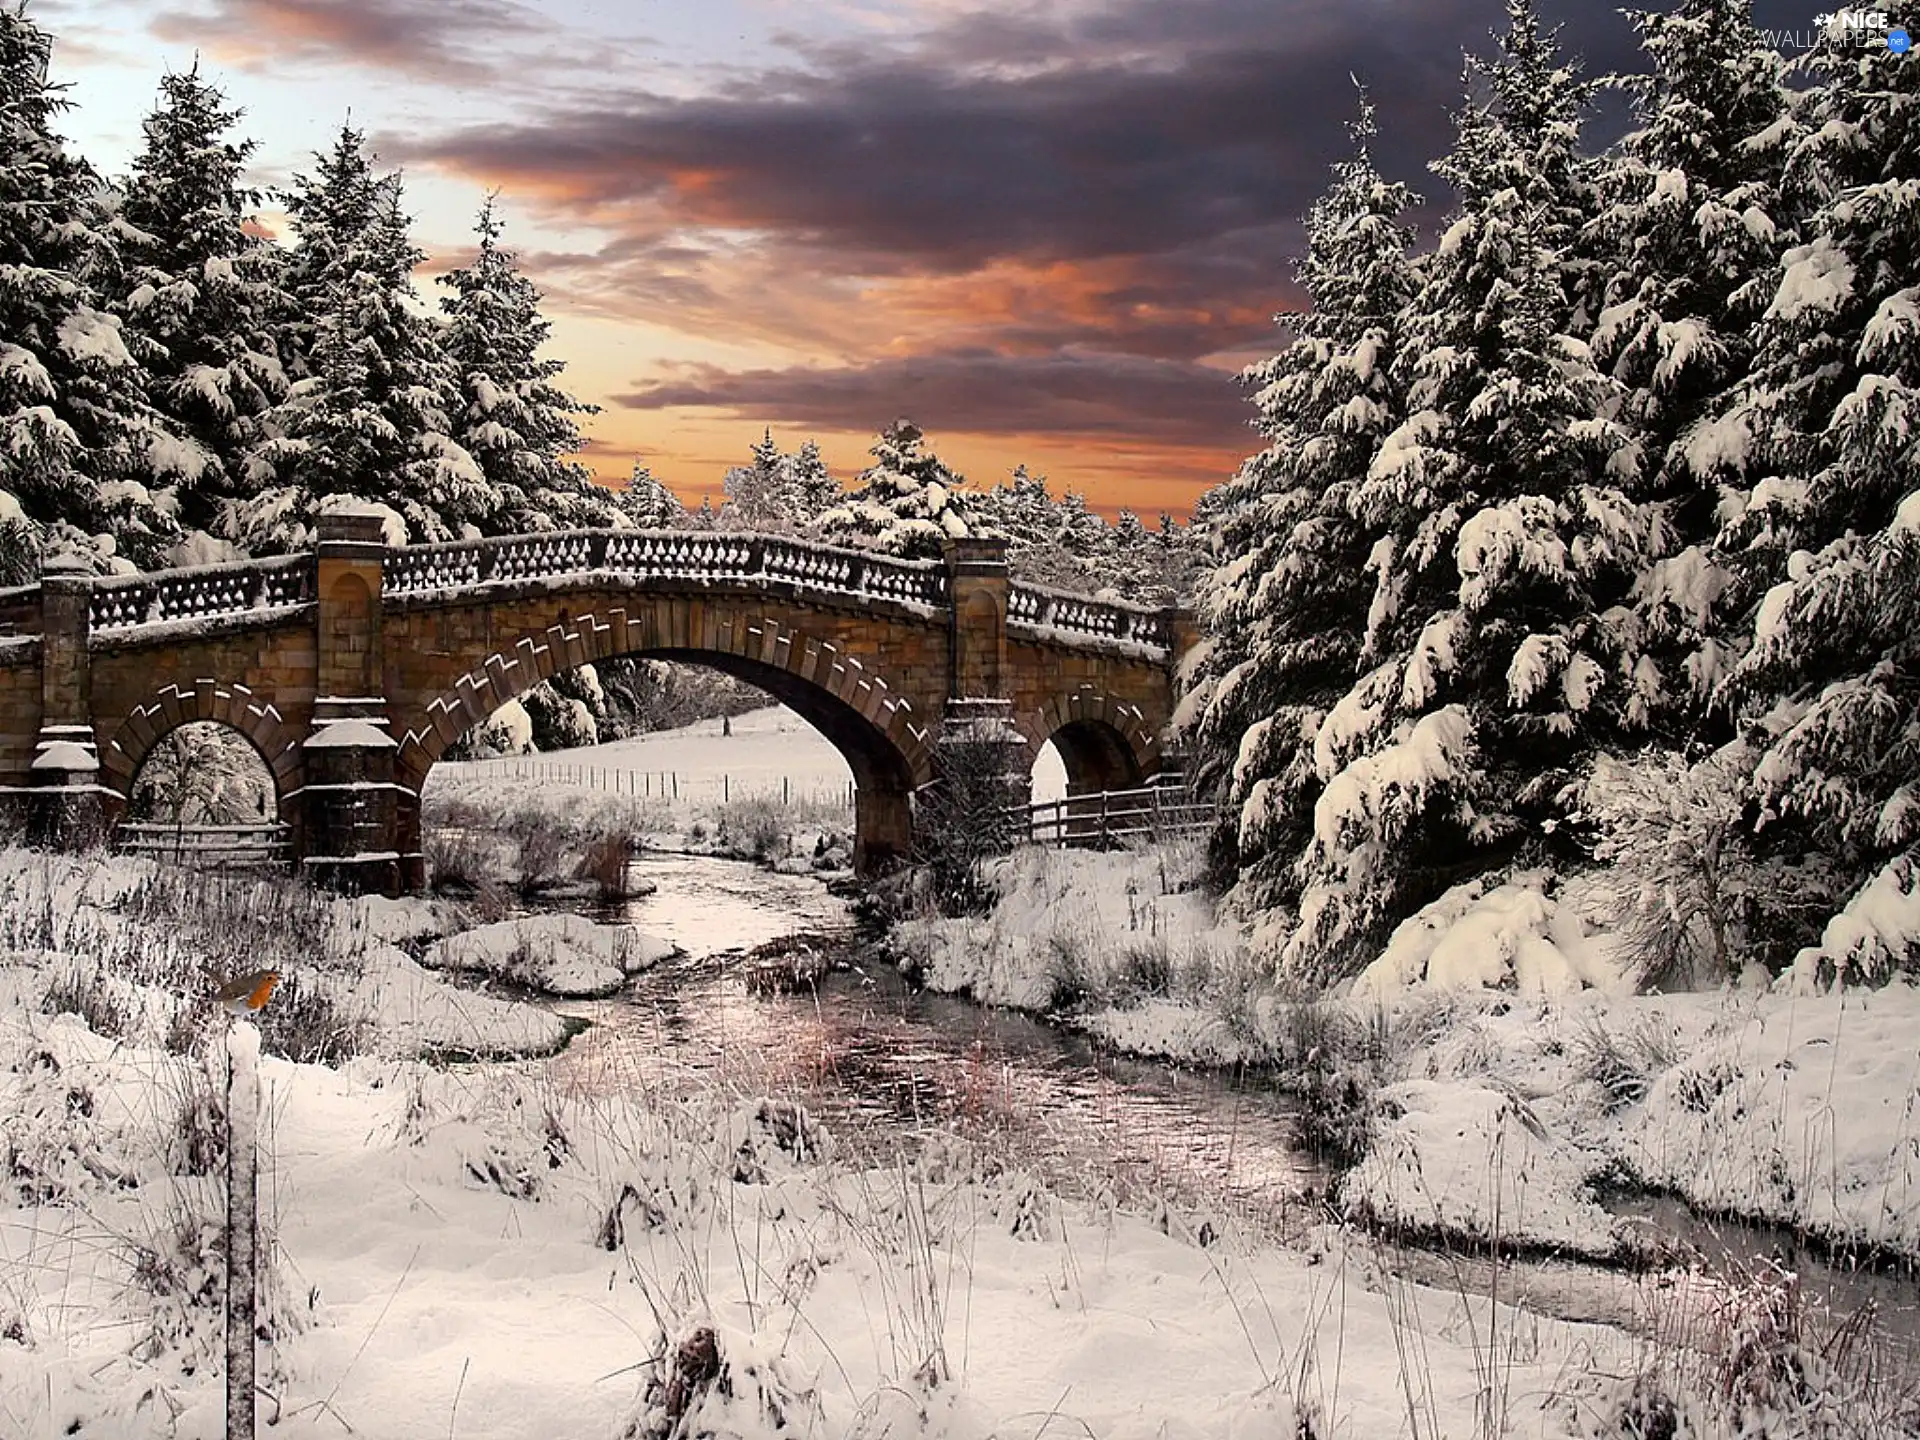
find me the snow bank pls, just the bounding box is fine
[354,943,571,1058]
[1352,873,1630,1003]
[901,843,1246,1025]
[1621,985,1920,1254]
[1785,855,1920,991]
[423,913,678,997]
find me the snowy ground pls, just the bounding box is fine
[0,846,1689,1440]
[902,848,1920,1273]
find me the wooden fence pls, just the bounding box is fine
[1014,783,1213,849]
[117,821,293,871]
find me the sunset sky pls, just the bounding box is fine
[38,0,1805,518]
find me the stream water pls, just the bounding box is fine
[535,852,1920,1366]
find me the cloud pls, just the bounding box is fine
[395,0,1808,497]
[614,348,1254,452]
[149,0,547,82]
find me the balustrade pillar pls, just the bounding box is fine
[28,557,108,847]
[300,510,403,893]
[931,537,1029,852]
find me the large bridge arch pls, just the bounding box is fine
[392,604,938,876]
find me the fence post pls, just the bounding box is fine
[226,1020,261,1440]
[1099,790,1109,848]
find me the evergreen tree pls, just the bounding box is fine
[438,195,615,532]
[975,465,1100,590]
[1282,2,1650,975]
[1583,0,1800,723]
[819,419,976,559]
[1180,87,1423,957]
[241,149,487,548]
[1283,4,1652,975]
[786,438,841,519]
[612,461,684,528]
[111,63,293,544]
[721,428,800,531]
[1710,5,1920,908]
[275,122,381,370]
[0,7,181,571]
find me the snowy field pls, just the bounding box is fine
[0,847,1680,1440]
[429,704,1069,812]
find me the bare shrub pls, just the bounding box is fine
[913,719,1021,915]
[510,812,569,893]
[1042,930,1095,1014]
[40,961,132,1040]
[575,831,635,899]
[715,795,786,863]
[1578,1252,1914,1439]
[1113,937,1176,1004]
[425,824,497,892]
[1570,1013,1678,1113]
[1573,746,1842,988]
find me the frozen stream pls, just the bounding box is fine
[532,852,1920,1365]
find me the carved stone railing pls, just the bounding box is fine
[0,583,40,635]
[1007,582,1172,651]
[382,528,950,608]
[88,555,315,634]
[18,531,1180,657]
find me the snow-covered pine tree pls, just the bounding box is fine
[1289,5,1656,978]
[1178,86,1422,953]
[721,428,802,531]
[0,7,183,572]
[109,63,292,551]
[614,461,685,529]
[786,438,841,520]
[1095,509,1160,600]
[1708,4,1920,928]
[818,419,976,559]
[1583,0,1800,725]
[241,147,490,548]
[273,122,381,373]
[974,465,1097,591]
[438,195,617,533]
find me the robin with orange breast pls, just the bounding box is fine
[210,969,281,1017]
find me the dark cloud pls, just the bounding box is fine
[391,0,1808,473]
[149,0,546,82]
[615,349,1253,450]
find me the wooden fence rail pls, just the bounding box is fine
[117,822,293,871]
[1013,783,1213,850]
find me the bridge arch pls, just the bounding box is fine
[99,681,305,820]
[394,604,939,873]
[1016,689,1165,796]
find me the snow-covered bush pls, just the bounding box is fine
[1784,854,1920,991]
[1574,746,1839,988]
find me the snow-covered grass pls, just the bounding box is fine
[422,913,680,998]
[904,844,1920,1280]
[2,843,1912,1435]
[0,950,1653,1440]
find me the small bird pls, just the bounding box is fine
[211,969,281,1017]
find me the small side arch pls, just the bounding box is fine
[1018,687,1165,795]
[99,680,305,815]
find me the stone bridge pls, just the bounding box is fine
[0,513,1196,891]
